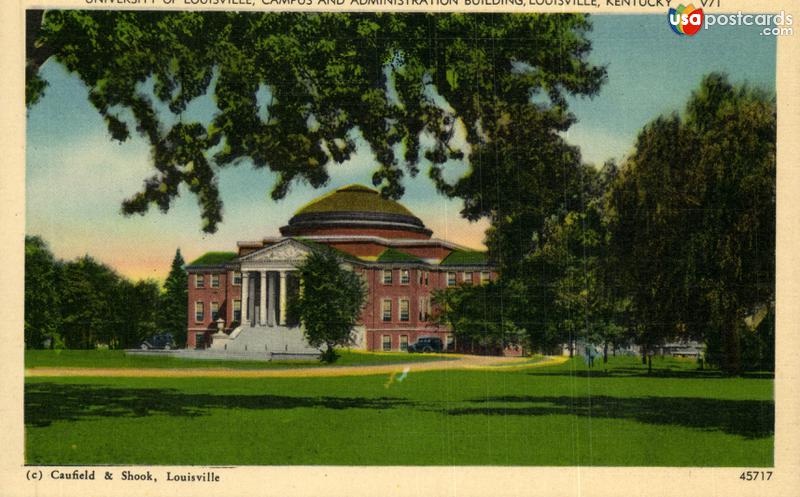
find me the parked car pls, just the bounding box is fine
[140,333,176,350]
[407,336,444,353]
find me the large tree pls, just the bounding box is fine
[26,11,605,233]
[24,236,62,349]
[431,279,527,354]
[544,164,629,364]
[607,73,775,374]
[58,256,122,349]
[116,279,161,349]
[158,248,188,346]
[288,250,367,363]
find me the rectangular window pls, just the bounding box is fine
[463,272,473,285]
[195,332,205,349]
[418,297,427,321]
[400,335,409,351]
[194,301,204,322]
[233,299,242,322]
[382,335,392,351]
[232,271,242,285]
[447,272,457,286]
[210,301,219,321]
[383,269,393,285]
[400,269,410,285]
[382,299,392,322]
[481,271,491,284]
[399,299,410,321]
[425,271,429,285]
[195,274,205,288]
[417,270,423,285]
[211,274,220,288]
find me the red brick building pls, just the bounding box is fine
[186,184,502,354]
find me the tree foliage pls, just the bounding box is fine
[607,73,775,374]
[541,164,630,361]
[288,250,367,363]
[158,249,188,346]
[24,236,62,348]
[24,236,187,350]
[116,279,162,349]
[58,256,123,349]
[27,11,604,233]
[431,279,527,354]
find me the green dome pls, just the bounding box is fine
[281,184,431,238]
[294,184,415,217]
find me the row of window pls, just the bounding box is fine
[195,271,242,289]
[195,270,491,289]
[194,300,242,323]
[380,297,431,323]
[382,269,491,287]
[196,296,430,324]
[381,334,454,351]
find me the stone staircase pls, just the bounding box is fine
[209,324,321,359]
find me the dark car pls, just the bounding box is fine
[407,336,444,353]
[140,333,176,350]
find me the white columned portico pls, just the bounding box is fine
[241,272,250,324]
[259,271,267,325]
[237,239,310,329]
[279,270,287,325]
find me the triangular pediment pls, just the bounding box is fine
[239,238,313,265]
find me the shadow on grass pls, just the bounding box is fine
[25,383,409,428]
[446,395,773,439]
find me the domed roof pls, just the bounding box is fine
[280,184,432,238]
[294,184,415,217]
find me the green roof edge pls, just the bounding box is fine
[376,248,422,263]
[187,251,238,266]
[439,250,489,266]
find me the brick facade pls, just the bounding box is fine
[185,184,520,355]
[186,268,241,349]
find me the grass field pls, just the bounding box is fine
[24,353,773,466]
[25,349,448,370]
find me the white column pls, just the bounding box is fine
[279,270,287,325]
[268,272,276,326]
[250,276,257,325]
[259,271,267,326]
[241,272,250,324]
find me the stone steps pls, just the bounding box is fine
[210,325,321,356]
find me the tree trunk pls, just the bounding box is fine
[603,342,608,364]
[647,353,652,374]
[720,318,742,375]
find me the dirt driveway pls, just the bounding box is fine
[26,355,567,379]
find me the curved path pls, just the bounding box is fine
[26,355,568,379]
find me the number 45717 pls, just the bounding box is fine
[739,471,773,481]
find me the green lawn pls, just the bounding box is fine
[25,349,448,370]
[24,355,773,466]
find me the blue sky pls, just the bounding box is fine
[25,14,776,280]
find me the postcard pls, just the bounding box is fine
[2,1,799,496]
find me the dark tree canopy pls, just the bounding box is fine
[158,249,188,346]
[607,73,775,374]
[27,11,605,232]
[288,250,367,363]
[24,236,62,349]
